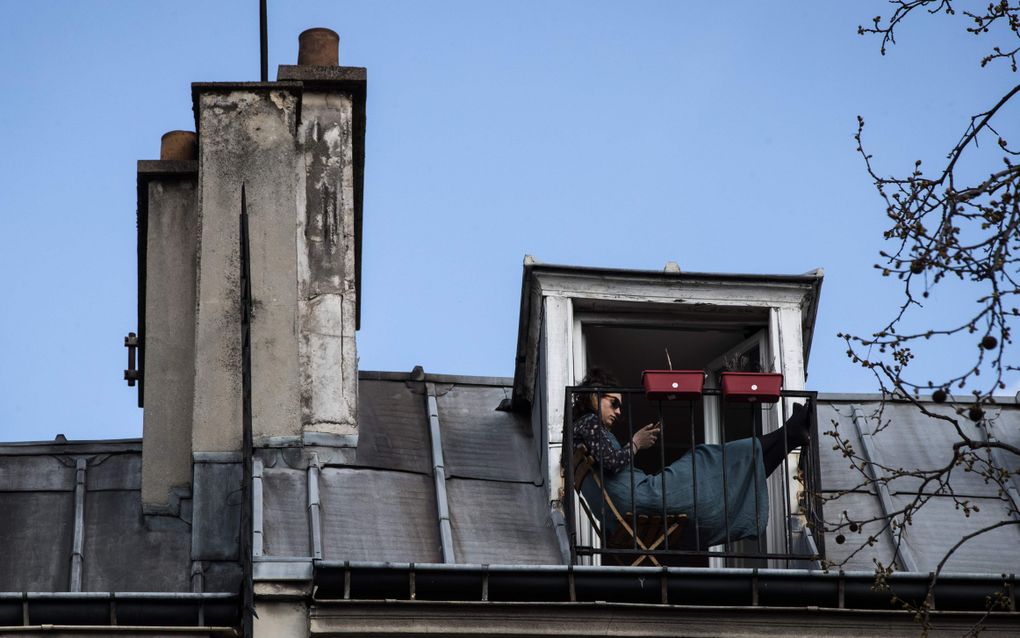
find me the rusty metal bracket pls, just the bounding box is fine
[124,332,141,386]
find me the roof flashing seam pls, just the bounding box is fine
[252,458,264,558]
[426,382,456,564]
[308,458,323,560]
[69,457,87,592]
[848,406,919,573]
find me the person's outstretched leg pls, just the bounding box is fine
[760,402,811,476]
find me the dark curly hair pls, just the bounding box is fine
[570,367,620,420]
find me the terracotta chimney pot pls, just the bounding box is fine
[298,28,339,66]
[160,131,197,161]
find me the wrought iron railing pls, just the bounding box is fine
[562,386,823,567]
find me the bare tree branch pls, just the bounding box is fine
[826,7,1020,633]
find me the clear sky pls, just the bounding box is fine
[0,1,1014,441]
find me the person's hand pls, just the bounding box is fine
[630,421,661,451]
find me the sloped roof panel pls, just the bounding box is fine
[852,402,993,496]
[817,398,1020,574]
[0,492,74,591]
[815,401,868,493]
[191,462,242,562]
[817,489,895,572]
[261,467,310,557]
[355,379,431,474]
[437,384,540,484]
[446,478,562,565]
[86,453,141,491]
[0,454,72,491]
[890,494,1020,574]
[987,413,1020,477]
[82,490,191,592]
[318,467,441,563]
[816,401,996,495]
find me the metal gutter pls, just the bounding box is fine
[312,561,1017,612]
[426,382,456,563]
[0,592,239,629]
[0,628,236,636]
[848,406,919,572]
[69,458,87,592]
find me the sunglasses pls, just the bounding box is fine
[604,397,622,410]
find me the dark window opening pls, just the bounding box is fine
[582,325,769,566]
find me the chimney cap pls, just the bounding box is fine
[298,28,339,66]
[160,130,197,161]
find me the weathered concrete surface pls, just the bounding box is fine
[141,172,198,508]
[297,92,358,437]
[253,598,309,637]
[192,88,302,451]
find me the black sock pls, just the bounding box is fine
[759,402,811,476]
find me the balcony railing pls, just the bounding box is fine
[562,385,823,567]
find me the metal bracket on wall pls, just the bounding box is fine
[123,332,141,386]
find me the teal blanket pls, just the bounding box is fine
[580,435,768,548]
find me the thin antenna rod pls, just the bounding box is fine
[665,347,673,371]
[259,0,268,81]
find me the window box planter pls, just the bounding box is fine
[642,370,705,401]
[720,372,783,403]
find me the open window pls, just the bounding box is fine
[576,319,777,566]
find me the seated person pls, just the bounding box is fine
[571,368,810,547]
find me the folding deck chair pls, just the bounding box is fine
[570,444,687,567]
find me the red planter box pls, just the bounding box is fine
[720,372,783,403]
[642,370,705,401]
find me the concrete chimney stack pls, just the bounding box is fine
[138,133,199,511]
[138,30,366,511]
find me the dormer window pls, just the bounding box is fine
[512,261,823,567]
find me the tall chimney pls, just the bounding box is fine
[138,30,366,510]
[189,29,366,454]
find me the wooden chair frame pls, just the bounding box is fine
[570,445,687,567]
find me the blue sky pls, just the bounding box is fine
[1,1,1015,441]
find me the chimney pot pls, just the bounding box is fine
[160,130,197,161]
[298,28,339,66]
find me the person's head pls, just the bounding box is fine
[572,367,622,427]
